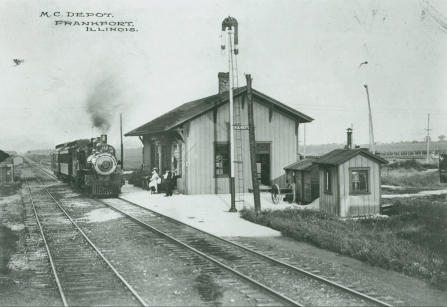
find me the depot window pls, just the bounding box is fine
[350,168,369,194]
[172,142,182,177]
[324,168,332,194]
[215,143,230,177]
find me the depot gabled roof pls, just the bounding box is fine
[125,86,313,137]
[314,148,388,166]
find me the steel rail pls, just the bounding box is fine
[96,199,302,307]
[25,178,69,307]
[23,158,58,181]
[30,176,148,307]
[117,197,393,307]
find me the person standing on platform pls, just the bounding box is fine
[164,170,173,196]
[148,168,161,194]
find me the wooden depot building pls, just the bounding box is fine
[125,72,313,194]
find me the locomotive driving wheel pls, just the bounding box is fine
[271,184,281,204]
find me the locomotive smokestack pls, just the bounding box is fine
[101,134,107,144]
[346,128,353,149]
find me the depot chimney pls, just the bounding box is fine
[218,72,230,93]
[346,128,352,149]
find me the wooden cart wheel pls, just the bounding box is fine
[271,184,281,204]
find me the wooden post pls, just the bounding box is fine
[120,113,124,170]
[246,74,261,212]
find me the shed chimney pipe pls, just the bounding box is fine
[346,128,352,149]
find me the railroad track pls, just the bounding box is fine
[24,175,147,306]
[98,197,394,307]
[25,164,291,306]
[30,163,394,306]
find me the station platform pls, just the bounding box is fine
[119,184,318,237]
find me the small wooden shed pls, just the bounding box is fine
[284,158,319,204]
[314,148,387,217]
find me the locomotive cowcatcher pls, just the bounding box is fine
[51,134,123,196]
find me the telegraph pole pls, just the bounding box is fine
[426,113,431,163]
[246,74,261,212]
[364,84,375,154]
[120,113,124,170]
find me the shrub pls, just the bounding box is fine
[386,159,426,171]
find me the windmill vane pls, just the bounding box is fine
[221,16,239,55]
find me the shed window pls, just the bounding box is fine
[324,169,332,194]
[350,169,369,194]
[215,143,230,177]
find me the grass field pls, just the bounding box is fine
[241,199,447,289]
[381,160,445,188]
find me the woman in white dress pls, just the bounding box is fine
[148,168,161,193]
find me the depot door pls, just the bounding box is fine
[255,142,271,186]
[161,145,171,172]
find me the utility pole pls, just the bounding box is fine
[303,124,307,158]
[426,113,432,163]
[364,84,375,154]
[120,113,124,170]
[221,16,238,212]
[246,74,261,212]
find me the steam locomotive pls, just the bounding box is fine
[51,134,123,196]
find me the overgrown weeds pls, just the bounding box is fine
[241,200,447,289]
[381,159,444,188]
[382,168,442,187]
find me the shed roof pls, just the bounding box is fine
[314,148,388,166]
[125,87,313,136]
[284,158,317,171]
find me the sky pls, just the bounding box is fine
[1,0,447,152]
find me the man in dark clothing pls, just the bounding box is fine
[164,170,173,196]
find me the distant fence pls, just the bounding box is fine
[378,150,447,160]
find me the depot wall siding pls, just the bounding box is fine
[338,155,380,217]
[185,111,215,194]
[184,95,299,194]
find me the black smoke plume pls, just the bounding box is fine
[86,78,121,133]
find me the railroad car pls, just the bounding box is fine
[440,153,447,183]
[51,134,123,196]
